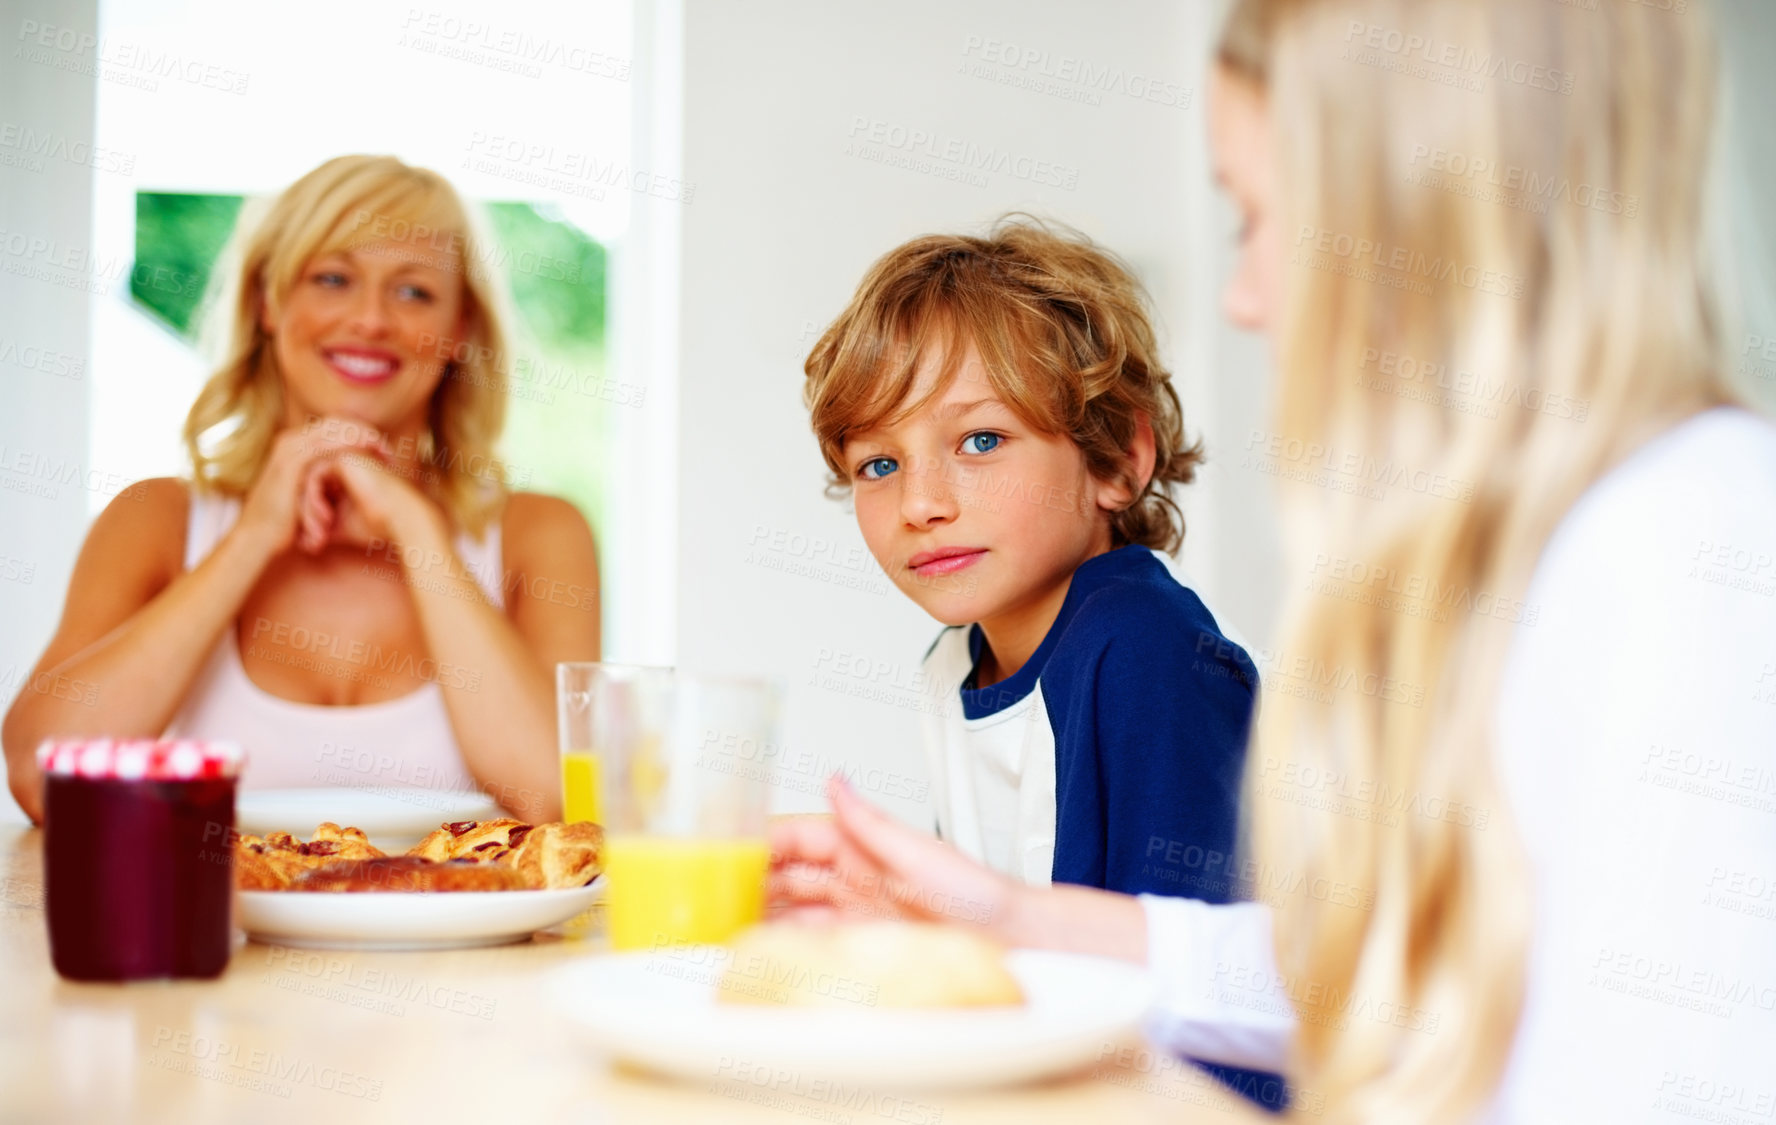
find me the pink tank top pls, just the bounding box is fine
[163,489,505,794]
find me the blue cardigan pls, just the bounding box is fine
[934,546,1283,1113]
[948,544,1257,898]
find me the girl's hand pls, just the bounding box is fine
[768,776,1021,935]
[297,446,441,554]
[235,421,384,558]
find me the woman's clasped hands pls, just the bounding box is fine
[236,416,442,558]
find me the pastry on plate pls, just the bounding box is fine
[718,921,1025,1008]
[306,821,386,860]
[234,818,604,891]
[234,822,387,889]
[506,822,604,890]
[406,819,604,889]
[407,818,530,863]
[292,855,526,893]
[235,838,308,890]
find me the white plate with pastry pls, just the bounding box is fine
[234,818,606,950]
[238,879,604,950]
[545,922,1157,1090]
[237,787,504,849]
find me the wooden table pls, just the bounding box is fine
[0,826,1269,1123]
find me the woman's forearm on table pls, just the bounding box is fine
[392,516,559,821]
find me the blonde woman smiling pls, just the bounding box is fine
[3,155,598,823]
[771,0,1776,1119]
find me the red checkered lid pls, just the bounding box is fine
[35,738,244,780]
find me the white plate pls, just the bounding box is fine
[236,787,504,849]
[238,879,603,951]
[546,947,1156,1090]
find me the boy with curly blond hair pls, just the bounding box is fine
[804,219,1258,898]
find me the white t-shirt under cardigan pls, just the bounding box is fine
[1140,407,1776,1121]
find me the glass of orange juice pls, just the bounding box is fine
[573,664,779,951]
[557,662,626,826]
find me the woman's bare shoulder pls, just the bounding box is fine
[500,491,596,550]
[495,491,599,636]
[92,477,191,563]
[497,491,598,615]
[99,476,190,536]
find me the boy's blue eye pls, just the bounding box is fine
[962,432,1002,455]
[857,457,898,481]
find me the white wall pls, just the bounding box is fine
[673,0,1243,824]
[0,0,100,825]
[1715,0,1776,412]
[604,0,684,667]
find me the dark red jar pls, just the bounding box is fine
[39,739,243,982]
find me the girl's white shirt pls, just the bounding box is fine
[1138,407,1776,1121]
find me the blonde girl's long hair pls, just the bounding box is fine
[183,154,514,537]
[1219,0,1736,1119]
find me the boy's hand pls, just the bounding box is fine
[768,777,1150,963]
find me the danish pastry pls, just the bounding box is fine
[233,822,387,889]
[407,817,530,863]
[233,819,604,891]
[506,821,604,890]
[293,856,526,893]
[404,819,602,889]
[234,839,304,890]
